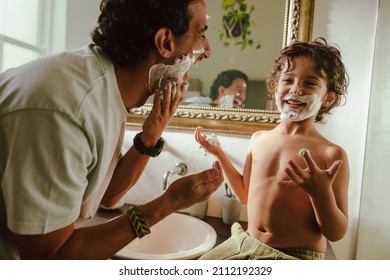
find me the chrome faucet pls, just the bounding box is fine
[162,162,188,190]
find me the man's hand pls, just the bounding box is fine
[141,80,188,147]
[163,161,224,212]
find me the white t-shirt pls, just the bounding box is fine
[0,44,129,259]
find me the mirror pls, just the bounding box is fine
[127,0,314,135]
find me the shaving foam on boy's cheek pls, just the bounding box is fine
[275,92,322,121]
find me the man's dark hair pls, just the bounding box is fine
[91,0,195,67]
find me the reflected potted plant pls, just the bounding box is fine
[219,0,261,50]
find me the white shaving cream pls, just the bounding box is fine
[275,92,322,122]
[219,95,234,108]
[148,48,204,98]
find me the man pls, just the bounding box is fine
[209,69,248,108]
[0,0,223,259]
[185,69,248,108]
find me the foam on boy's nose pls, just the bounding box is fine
[291,85,299,93]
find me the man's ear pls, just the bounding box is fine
[218,85,226,96]
[154,28,174,58]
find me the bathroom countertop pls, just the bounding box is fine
[88,205,336,260]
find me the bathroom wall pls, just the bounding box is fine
[63,0,100,50]
[355,0,390,260]
[122,128,250,222]
[62,0,388,260]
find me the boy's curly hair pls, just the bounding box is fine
[266,37,349,123]
[91,0,195,67]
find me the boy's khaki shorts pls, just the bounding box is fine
[199,222,324,260]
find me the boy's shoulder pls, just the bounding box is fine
[322,140,348,161]
[250,129,273,143]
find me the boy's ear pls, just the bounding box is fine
[323,92,337,108]
[272,82,278,94]
[154,28,174,58]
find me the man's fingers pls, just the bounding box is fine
[160,81,172,115]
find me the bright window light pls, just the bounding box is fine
[0,0,40,46]
[0,0,49,72]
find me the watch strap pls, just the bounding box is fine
[133,132,164,157]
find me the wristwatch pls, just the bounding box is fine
[133,132,164,157]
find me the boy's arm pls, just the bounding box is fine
[279,148,349,241]
[214,146,250,203]
[310,148,349,241]
[194,126,249,203]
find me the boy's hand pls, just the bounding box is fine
[278,148,343,199]
[194,126,221,156]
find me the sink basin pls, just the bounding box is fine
[115,212,217,260]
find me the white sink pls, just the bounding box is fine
[115,212,217,260]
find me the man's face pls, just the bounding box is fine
[148,0,211,96]
[178,0,211,67]
[224,78,247,108]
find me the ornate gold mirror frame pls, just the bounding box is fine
[127,0,314,135]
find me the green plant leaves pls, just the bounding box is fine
[219,0,261,51]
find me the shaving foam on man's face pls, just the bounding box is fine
[148,49,204,98]
[275,91,322,122]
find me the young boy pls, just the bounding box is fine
[195,38,350,260]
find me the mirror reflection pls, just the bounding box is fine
[184,69,249,109]
[187,0,285,110]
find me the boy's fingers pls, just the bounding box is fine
[327,160,343,178]
[299,148,317,172]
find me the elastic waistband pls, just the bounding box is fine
[277,247,324,260]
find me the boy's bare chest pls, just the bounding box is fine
[250,136,331,181]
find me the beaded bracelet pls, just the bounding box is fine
[126,205,151,238]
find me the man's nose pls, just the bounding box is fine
[202,38,211,59]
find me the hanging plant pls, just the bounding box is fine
[219,0,261,50]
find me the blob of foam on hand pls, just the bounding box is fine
[206,134,220,146]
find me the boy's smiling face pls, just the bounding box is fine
[275,55,329,122]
